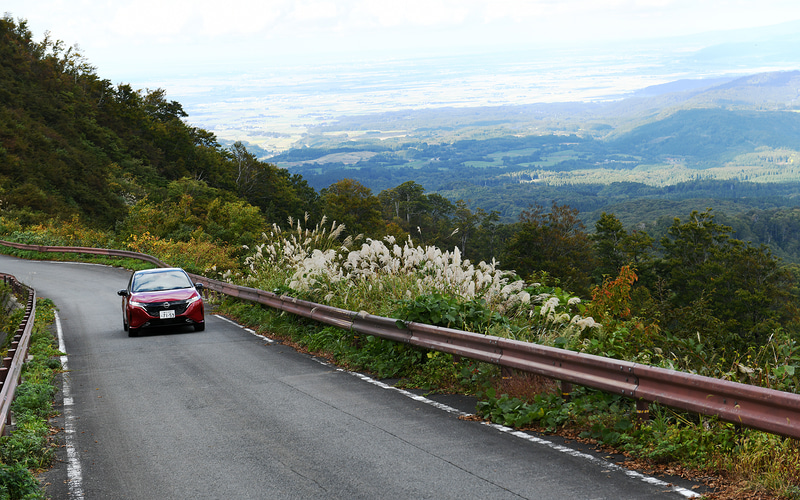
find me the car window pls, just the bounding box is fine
[132,270,193,292]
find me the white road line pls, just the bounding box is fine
[213,314,275,343]
[226,316,701,499]
[55,311,85,499]
[326,360,701,499]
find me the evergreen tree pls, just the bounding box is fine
[503,202,595,295]
[591,212,655,283]
[658,209,795,347]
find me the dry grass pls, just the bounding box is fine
[493,369,560,401]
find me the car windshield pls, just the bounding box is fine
[132,270,193,292]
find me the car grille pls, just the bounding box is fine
[143,299,190,316]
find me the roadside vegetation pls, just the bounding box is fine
[4,212,798,498]
[227,215,800,499]
[0,285,59,500]
[2,14,800,498]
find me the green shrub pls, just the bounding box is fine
[393,293,510,334]
[9,383,55,420]
[397,355,492,393]
[621,406,741,467]
[0,415,53,469]
[0,298,60,498]
[476,387,573,431]
[0,462,44,500]
[344,335,427,379]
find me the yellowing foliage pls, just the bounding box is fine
[126,232,238,276]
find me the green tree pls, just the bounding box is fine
[658,209,795,348]
[465,209,506,264]
[377,182,458,247]
[591,212,654,282]
[203,198,265,246]
[592,212,629,279]
[378,181,427,227]
[230,141,262,200]
[659,209,733,307]
[227,142,303,223]
[320,179,384,237]
[503,202,595,295]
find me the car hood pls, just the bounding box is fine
[131,288,200,303]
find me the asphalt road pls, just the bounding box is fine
[0,255,702,499]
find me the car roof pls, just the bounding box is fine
[134,267,185,275]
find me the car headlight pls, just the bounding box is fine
[187,294,202,305]
[129,300,147,309]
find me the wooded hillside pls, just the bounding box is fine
[0,16,315,228]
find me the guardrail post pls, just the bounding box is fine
[635,399,650,423]
[560,381,572,402]
[4,396,13,431]
[1,356,11,386]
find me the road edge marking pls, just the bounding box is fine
[213,314,275,343]
[317,354,702,498]
[56,310,85,499]
[225,315,701,498]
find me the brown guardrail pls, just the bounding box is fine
[2,240,800,440]
[0,273,36,436]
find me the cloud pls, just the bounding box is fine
[290,1,339,22]
[351,0,472,28]
[109,2,189,38]
[6,0,800,80]
[196,0,288,35]
[10,0,800,48]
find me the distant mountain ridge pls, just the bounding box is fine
[274,69,800,225]
[629,77,737,98]
[298,69,800,145]
[570,70,800,134]
[629,71,800,107]
[609,108,800,162]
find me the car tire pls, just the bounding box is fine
[123,319,129,331]
[194,322,205,332]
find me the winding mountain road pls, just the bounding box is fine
[1,255,702,499]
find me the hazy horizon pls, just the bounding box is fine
[6,3,800,151]
[6,1,800,80]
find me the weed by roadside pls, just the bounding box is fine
[0,297,61,500]
[4,216,799,499]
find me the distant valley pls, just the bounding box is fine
[141,19,800,155]
[129,21,800,233]
[264,72,800,224]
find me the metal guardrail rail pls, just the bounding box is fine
[0,273,36,436]
[2,240,799,440]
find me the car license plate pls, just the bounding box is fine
[160,310,176,319]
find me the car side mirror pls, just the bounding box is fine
[117,289,129,297]
[194,283,204,290]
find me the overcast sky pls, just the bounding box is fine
[5,0,800,82]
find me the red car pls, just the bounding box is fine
[117,268,205,337]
